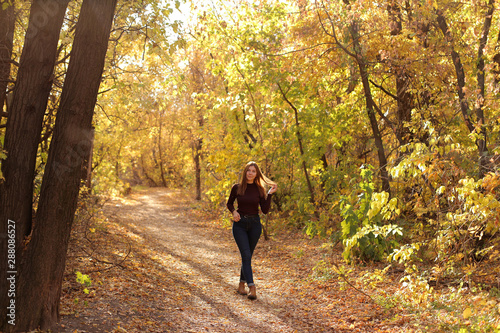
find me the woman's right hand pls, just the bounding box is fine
[268,183,278,194]
[233,211,241,222]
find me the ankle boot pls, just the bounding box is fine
[237,282,247,295]
[248,285,257,300]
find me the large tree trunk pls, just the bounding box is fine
[0,0,68,238]
[0,0,15,115]
[82,127,95,189]
[6,0,117,331]
[0,1,69,330]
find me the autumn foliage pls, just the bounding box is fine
[2,0,500,332]
[89,0,500,330]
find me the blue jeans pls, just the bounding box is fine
[232,215,262,286]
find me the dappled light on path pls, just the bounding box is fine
[59,188,407,332]
[103,188,305,332]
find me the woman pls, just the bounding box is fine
[226,161,277,300]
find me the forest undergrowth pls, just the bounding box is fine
[53,187,500,333]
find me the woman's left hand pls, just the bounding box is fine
[268,183,278,194]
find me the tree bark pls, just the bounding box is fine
[349,20,391,194]
[474,0,494,176]
[387,1,414,147]
[0,0,15,114]
[158,111,167,187]
[436,11,475,134]
[436,8,491,176]
[318,0,390,193]
[0,1,69,330]
[188,58,207,201]
[395,70,414,145]
[234,60,261,149]
[194,107,204,201]
[277,83,316,204]
[234,108,258,149]
[495,27,500,150]
[9,0,117,331]
[194,137,202,200]
[82,127,95,189]
[494,29,500,87]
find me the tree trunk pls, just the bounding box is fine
[436,9,491,177]
[158,112,167,187]
[494,28,500,87]
[194,135,203,200]
[188,59,207,201]
[474,0,494,176]
[349,20,391,194]
[277,83,316,204]
[82,127,95,189]
[0,1,69,330]
[0,0,15,114]
[387,1,414,147]
[8,0,117,331]
[494,27,500,150]
[319,0,391,193]
[395,69,414,145]
[141,153,158,186]
[234,61,261,149]
[194,106,204,201]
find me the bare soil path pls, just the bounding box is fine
[57,188,411,332]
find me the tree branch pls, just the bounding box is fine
[369,79,398,100]
[315,0,356,58]
[277,82,317,206]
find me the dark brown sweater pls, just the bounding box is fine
[226,183,273,216]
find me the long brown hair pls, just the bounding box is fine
[237,161,276,197]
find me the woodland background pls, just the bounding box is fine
[1,0,500,332]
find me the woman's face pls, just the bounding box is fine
[246,166,257,183]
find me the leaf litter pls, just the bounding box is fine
[56,187,424,332]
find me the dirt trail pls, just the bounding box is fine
[58,188,403,333]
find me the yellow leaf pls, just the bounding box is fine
[463,307,472,319]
